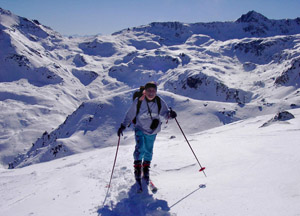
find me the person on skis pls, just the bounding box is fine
[117,82,177,186]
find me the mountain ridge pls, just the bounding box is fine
[113,10,300,43]
[0,8,299,168]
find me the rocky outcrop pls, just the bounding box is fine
[261,111,295,127]
[165,72,252,104]
[275,58,300,86]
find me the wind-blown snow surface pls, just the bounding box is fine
[1,109,299,216]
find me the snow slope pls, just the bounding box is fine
[0,8,91,165]
[1,8,300,168]
[1,108,299,216]
[1,8,300,215]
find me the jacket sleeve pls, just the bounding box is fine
[122,99,138,127]
[159,97,170,119]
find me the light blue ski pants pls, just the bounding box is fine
[134,129,157,162]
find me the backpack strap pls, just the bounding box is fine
[133,96,161,124]
[132,99,142,124]
[155,96,161,115]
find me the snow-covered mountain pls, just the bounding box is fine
[114,10,300,43]
[0,8,299,169]
[1,108,299,216]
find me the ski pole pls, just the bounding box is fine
[171,109,207,177]
[103,135,121,206]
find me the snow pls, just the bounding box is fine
[1,7,300,215]
[1,8,300,166]
[1,109,300,216]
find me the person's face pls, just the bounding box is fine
[145,87,157,100]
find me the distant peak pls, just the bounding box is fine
[0,7,12,16]
[236,11,269,23]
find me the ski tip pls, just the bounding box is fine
[199,167,206,172]
[152,188,158,194]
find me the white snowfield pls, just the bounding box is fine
[1,7,300,216]
[1,8,300,167]
[0,109,299,216]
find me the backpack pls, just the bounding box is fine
[132,86,161,124]
[133,86,145,101]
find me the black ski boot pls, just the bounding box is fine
[143,161,151,184]
[134,160,142,192]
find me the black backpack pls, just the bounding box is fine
[132,86,161,124]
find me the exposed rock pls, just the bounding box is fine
[72,69,98,86]
[275,58,300,86]
[260,111,295,127]
[236,11,269,23]
[73,54,87,67]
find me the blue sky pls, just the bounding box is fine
[0,0,299,36]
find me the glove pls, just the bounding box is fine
[169,110,177,119]
[117,124,126,137]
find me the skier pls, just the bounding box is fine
[118,82,177,189]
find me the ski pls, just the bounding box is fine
[136,179,143,193]
[136,178,158,194]
[137,187,143,193]
[148,179,158,194]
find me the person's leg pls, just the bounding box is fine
[143,133,157,182]
[133,129,145,161]
[142,161,151,183]
[143,133,157,162]
[134,160,142,182]
[133,129,145,182]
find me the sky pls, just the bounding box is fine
[0,0,299,36]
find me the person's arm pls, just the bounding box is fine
[122,99,138,127]
[118,99,138,136]
[160,97,177,119]
[159,97,170,119]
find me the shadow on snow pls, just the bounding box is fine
[98,182,172,216]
